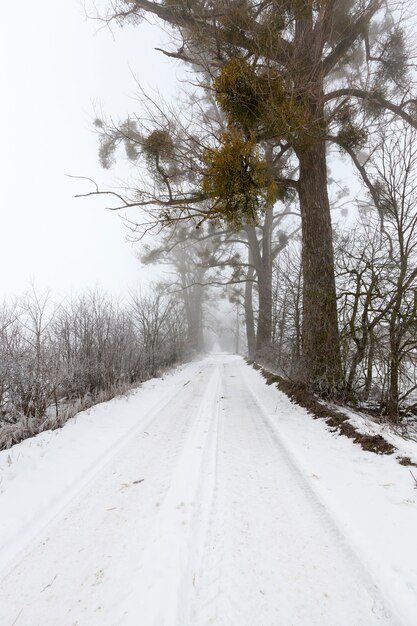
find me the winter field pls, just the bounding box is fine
[1,354,417,625]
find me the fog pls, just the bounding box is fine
[0,0,180,299]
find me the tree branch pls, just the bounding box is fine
[323,0,383,75]
[325,88,417,129]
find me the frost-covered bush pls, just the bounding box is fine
[0,289,188,450]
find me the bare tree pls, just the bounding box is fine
[130,289,186,376]
[139,222,239,352]
[271,242,303,375]
[336,124,417,419]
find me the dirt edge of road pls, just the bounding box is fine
[246,359,417,467]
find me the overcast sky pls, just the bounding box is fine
[0,0,181,299]
[0,0,359,302]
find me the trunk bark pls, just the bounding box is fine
[255,207,273,358]
[291,268,302,376]
[256,271,272,357]
[291,7,342,394]
[277,297,287,368]
[297,141,342,393]
[245,211,273,360]
[244,262,256,360]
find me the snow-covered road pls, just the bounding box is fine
[1,355,416,625]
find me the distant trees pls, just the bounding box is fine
[139,223,238,353]
[0,289,187,450]
[94,0,417,396]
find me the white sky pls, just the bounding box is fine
[0,0,360,301]
[0,0,180,299]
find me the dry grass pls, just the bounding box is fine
[0,379,140,452]
[247,359,399,458]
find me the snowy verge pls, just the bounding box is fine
[333,403,417,465]
[250,360,417,465]
[242,362,417,624]
[0,358,201,577]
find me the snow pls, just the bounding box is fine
[0,361,200,577]
[334,402,417,464]
[1,355,417,625]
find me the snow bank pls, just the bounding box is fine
[243,364,417,624]
[0,360,199,576]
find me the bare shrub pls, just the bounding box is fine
[0,288,188,450]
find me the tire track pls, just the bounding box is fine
[190,359,402,626]
[0,363,218,626]
[114,363,223,626]
[0,363,205,582]
[241,361,403,626]
[188,364,227,626]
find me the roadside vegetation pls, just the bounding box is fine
[0,288,187,449]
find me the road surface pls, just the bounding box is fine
[0,355,404,625]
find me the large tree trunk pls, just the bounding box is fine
[291,266,302,377]
[245,212,273,360]
[255,207,273,359]
[290,8,342,394]
[244,260,256,360]
[297,141,342,393]
[256,270,272,358]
